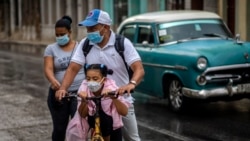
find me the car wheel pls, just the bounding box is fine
[166,78,187,112]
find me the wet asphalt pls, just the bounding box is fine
[1,49,250,141]
[0,50,171,141]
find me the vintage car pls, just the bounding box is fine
[117,10,250,112]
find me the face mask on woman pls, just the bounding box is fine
[87,78,104,92]
[56,34,70,46]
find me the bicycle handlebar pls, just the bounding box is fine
[64,92,78,98]
[64,90,134,100]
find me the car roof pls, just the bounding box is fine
[121,10,221,24]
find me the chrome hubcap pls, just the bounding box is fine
[169,80,183,109]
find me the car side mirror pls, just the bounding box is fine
[142,40,154,48]
[142,40,149,45]
[235,34,244,45]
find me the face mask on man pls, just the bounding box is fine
[87,78,104,92]
[87,26,104,44]
[56,34,70,46]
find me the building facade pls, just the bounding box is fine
[0,0,249,42]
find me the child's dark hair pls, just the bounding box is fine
[84,64,113,77]
[55,15,72,30]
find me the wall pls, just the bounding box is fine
[0,0,250,42]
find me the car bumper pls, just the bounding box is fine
[182,83,250,99]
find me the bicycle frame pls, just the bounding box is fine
[65,91,121,141]
[64,93,104,141]
[89,95,104,141]
[86,92,118,141]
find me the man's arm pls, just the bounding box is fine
[130,60,145,85]
[117,60,145,94]
[55,62,82,100]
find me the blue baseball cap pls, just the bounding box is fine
[79,9,112,27]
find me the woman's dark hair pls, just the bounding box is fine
[84,64,113,77]
[55,15,72,30]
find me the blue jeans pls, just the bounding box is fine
[47,87,77,141]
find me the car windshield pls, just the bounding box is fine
[157,19,233,44]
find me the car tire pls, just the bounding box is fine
[166,78,189,112]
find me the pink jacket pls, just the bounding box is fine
[79,78,130,130]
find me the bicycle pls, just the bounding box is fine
[65,91,120,141]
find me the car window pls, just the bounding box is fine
[137,26,154,44]
[158,19,232,44]
[120,25,136,42]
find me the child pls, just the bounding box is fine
[78,64,130,141]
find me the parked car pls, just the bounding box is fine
[117,10,250,112]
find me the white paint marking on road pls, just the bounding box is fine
[137,120,202,141]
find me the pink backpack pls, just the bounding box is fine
[66,110,89,141]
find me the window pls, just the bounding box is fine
[120,25,136,42]
[114,0,128,28]
[158,19,232,44]
[137,26,154,44]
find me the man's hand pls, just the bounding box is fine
[117,83,135,95]
[55,89,67,101]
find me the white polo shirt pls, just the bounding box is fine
[71,31,141,88]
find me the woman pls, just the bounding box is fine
[43,15,84,141]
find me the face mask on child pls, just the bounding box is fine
[87,78,104,92]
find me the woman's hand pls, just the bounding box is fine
[55,89,67,101]
[51,80,61,90]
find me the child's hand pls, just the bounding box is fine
[102,89,118,99]
[102,89,112,95]
[78,91,87,100]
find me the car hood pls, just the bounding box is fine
[161,39,250,66]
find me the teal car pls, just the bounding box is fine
[117,10,250,112]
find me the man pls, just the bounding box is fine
[56,9,144,141]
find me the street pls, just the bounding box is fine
[1,50,250,141]
[1,0,250,141]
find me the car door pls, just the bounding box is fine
[120,23,162,96]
